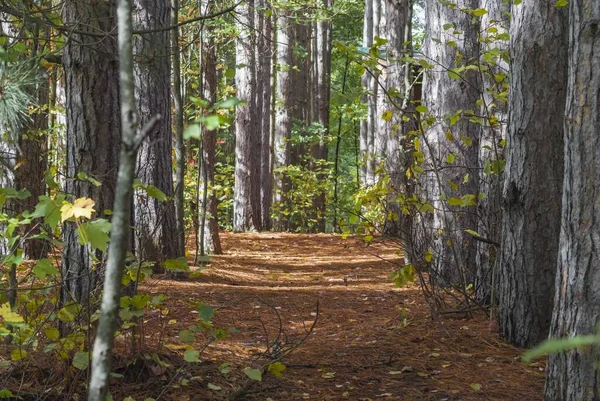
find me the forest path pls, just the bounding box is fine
[149,233,544,401]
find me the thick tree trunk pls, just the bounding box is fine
[233,0,257,232]
[474,0,509,305]
[544,2,600,400]
[382,0,412,238]
[272,10,292,232]
[312,0,331,232]
[257,0,273,231]
[62,0,121,303]
[498,1,568,348]
[422,0,480,286]
[171,0,187,259]
[88,0,147,396]
[15,80,49,260]
[199,0,222,254]
[133,0,182,269]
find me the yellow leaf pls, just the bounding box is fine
[11,348,27,361]
[61,198,96,221]
[72,198,96,219]
[0,303,24,323]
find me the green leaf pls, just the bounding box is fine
[183,124,201,139]
[163,257,189,273]
[207,383,222,391]
[57,306,76,322]
[446,153,455,164]
[472,8,488,17]
[33,258,57,280]
[145,185,168,202]
[0,389,14,399]
[78,219,111,251]
[198,305,214,322]
[179,330,195,344]
[470,383,482,391]
[214,97,243,109]
[415,105,427,113]
[448,197,462,206]
[73,351,90,370]
[268,362,286,378]
[30,195,64,229]
[131,295,150,310]
[523,334,600,362]
[184,350,200,363]
[555,0,568,6]
[465,229,481,238]
[219,363,232,375]
[243,367,262,382]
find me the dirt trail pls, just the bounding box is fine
[148,233,544,400]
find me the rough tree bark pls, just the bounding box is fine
[498,1,568,348]
[474,0,509,305]
[133,0,182,269]
[199,0,222,254]
[272,9,292,232]
[359,0,374,186]
[88,0,157,396]
[233,0,257,232]
[311,0,331,232]
[62,0,120,304]
[382,0,412,238]
[171,0,186,259]
[422,0,480,286]
[257,0,273,230]
[544,2,600,399]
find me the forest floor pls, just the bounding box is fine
[128,233,545,401]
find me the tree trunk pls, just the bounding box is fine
[62,0,121,303]
[272,9,292,232]
[544,3,600,399]
[474,0,509,305]
[422,0,481,286]
[198,0,222,254]
[233,0,257,232]
[498,1,568,348]
[312,0,332,232]
[257,0,273,231]
[171,0,187,259]
[88,0,151,395]
[133,0,182,269]
[382,0,412,238]
[359,0,374,186]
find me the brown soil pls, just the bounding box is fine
[137,233,545,401]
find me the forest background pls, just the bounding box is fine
[0,0,599,400]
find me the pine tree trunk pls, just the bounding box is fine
[199,0,222,254]
[260,0,273,231]
[544,2,600,399]
[359,0,374,186]
[382,0,412,238]
[171,0,187,259]
[133,0,181,269]
[62,0,121,303]
[233,0,257,232]
[498,1,568,347]
[273,10,292,232]
[422,0,480,286]
[474,0,509,305]
[312,0,331,232]
[256,0,273,231]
